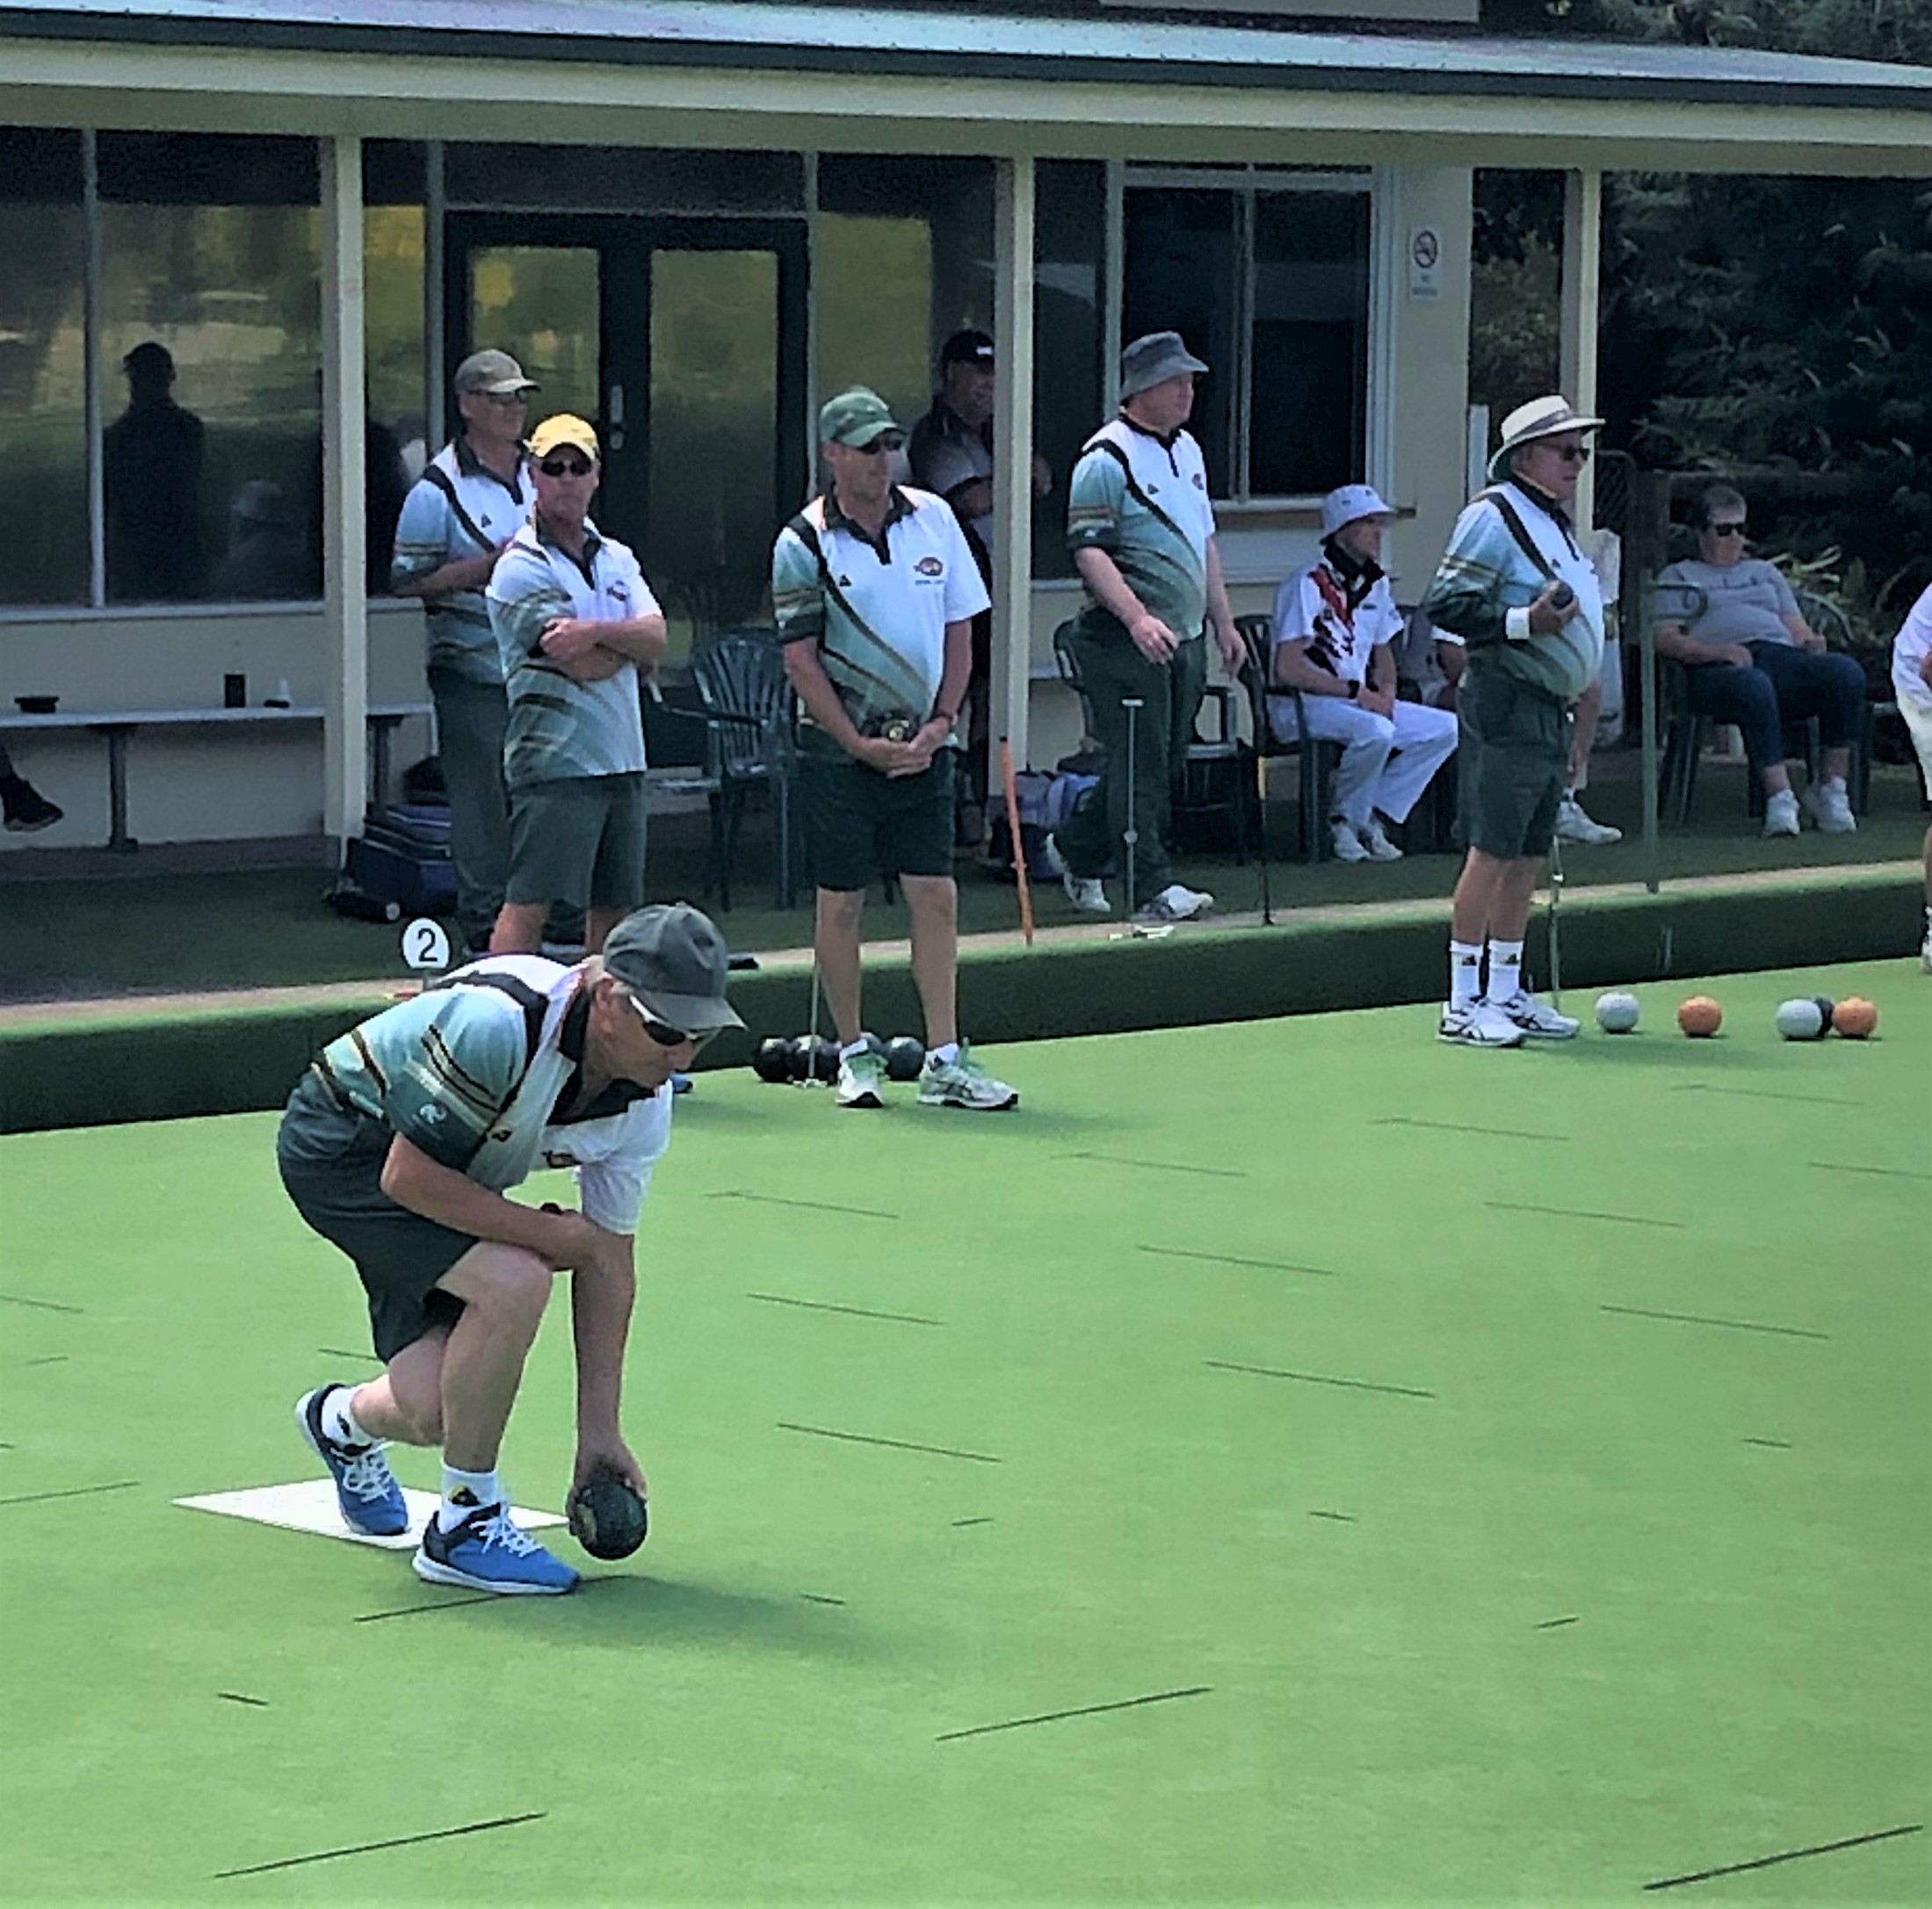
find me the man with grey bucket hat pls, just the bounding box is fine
[278,902,742,1595]
[1053,332,1245,923]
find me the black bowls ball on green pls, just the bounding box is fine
[752,1036,792,1083]
[884,1036,926,1082]
[568,1464,649,1559]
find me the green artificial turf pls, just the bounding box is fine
[2,759,1926,1004]
[0,961,1926,1905]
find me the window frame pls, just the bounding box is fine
[1119,163,1383,511]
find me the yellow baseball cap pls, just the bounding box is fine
[528,414,600,461]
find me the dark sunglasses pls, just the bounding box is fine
[539,455,595,478]
[1548,443,1591,466]
[626,997,717,1050]
[1707,521,1747,538]
[852,433,906,456]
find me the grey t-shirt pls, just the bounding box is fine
[1653,558,1799,648]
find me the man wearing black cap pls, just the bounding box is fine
[278,902,742,1596]
[392,349,541,956]
[909,329,1053,846]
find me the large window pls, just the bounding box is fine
[1124,176,1371,501]
[0,131,87,606]
[1,130,428,610]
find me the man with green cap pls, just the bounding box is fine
[771,387,1018,1112]
[278,902,742,1594]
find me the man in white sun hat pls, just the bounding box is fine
[1268,483,1458,864]
[1422,396,1606,1048]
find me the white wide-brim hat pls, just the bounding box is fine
[1487,395,1603,482]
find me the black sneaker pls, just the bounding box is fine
[1,776,62,834]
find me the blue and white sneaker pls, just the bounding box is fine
[413,1499,579,1596]
[295,1386,409,1537]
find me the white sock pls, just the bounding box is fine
[1484,938,1525,1004]
[928,1041,959,1066]
[1450,940,1483,1010]
[438,1464,501,1530]
[322,1385,373,1450]
[839,1037,871,1061]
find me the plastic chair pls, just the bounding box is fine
[689,630,800,909]
[1232,611,1340,863]
[1050,620,1249,861]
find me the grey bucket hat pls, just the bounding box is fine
[602,904,744,1033]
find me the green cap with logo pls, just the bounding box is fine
[602,903,744,1032]
[819,387,901,449]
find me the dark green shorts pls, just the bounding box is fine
[1457,664,1568,859]
[799,748,954,892]
[276,1074,472,1362]
[505,770,647,909]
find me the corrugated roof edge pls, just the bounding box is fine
[1,0,1929,111]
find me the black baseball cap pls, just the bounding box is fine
[940,329,995,369]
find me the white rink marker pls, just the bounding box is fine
[175,1479,562,1551]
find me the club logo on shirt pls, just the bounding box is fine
[1191,473,1205,490]
[418,1104,446,1124]
[915,556,945,578]
[610,582,630,604]
[544,1149,579,1169]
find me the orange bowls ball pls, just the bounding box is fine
[1833,995,1878,1039]
[1676,995,1723,1038]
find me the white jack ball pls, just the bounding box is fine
[1595,991,1641,1034]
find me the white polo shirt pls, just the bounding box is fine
[771,485,988,745]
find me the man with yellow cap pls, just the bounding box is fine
[486,415,665,957]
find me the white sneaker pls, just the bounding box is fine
[835,1047,886,1110]
[918,1041,1018,1111]
[1554,795,1622,845]
[1138,882,1212,924]
[1437,1000,1525,1047]
[1762,789,1801,837]
[1329,818,1371,863]
[1046,835,1111,914]
[1491,988,1581,1039]
[1800,777,1856,834]
[1358,816,1404,862]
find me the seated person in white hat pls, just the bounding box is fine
[1269,485,1458,863]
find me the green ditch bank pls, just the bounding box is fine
[2,865,1920,1134]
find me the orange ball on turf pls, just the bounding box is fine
[1833,995,1878,1039]
[1676,994,1723,1038]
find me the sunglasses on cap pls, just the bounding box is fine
[623,993,718,1051]
[850,432,906,456]
[538,454,596,478]
[1707,520,1747,538]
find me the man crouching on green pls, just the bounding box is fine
[276,903,742,1594]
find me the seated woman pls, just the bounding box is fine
[1653,484,1866,836]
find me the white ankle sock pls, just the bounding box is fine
[438,1465,500,1530]
[1450,940,1482,1009]
[322,1385,373,1450]
[1484,938,1524,1004]
[928,1041,959,1066]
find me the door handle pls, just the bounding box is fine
[607,382,626,452]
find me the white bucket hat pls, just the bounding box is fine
[1487,395,1603,482]
[1321,483,1393,538]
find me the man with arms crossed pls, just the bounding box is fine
[390,350,537,957]
[1053,331,1246,922]
[488,415,665,957]
[279,903,742,1595]
[773,387,1017,1113]
[1270,484,1458,864]
[1422,396,1605,1047]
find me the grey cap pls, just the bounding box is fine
[453,349,539,397]
[602,903,744,1033]
[1120,331,1209,402]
